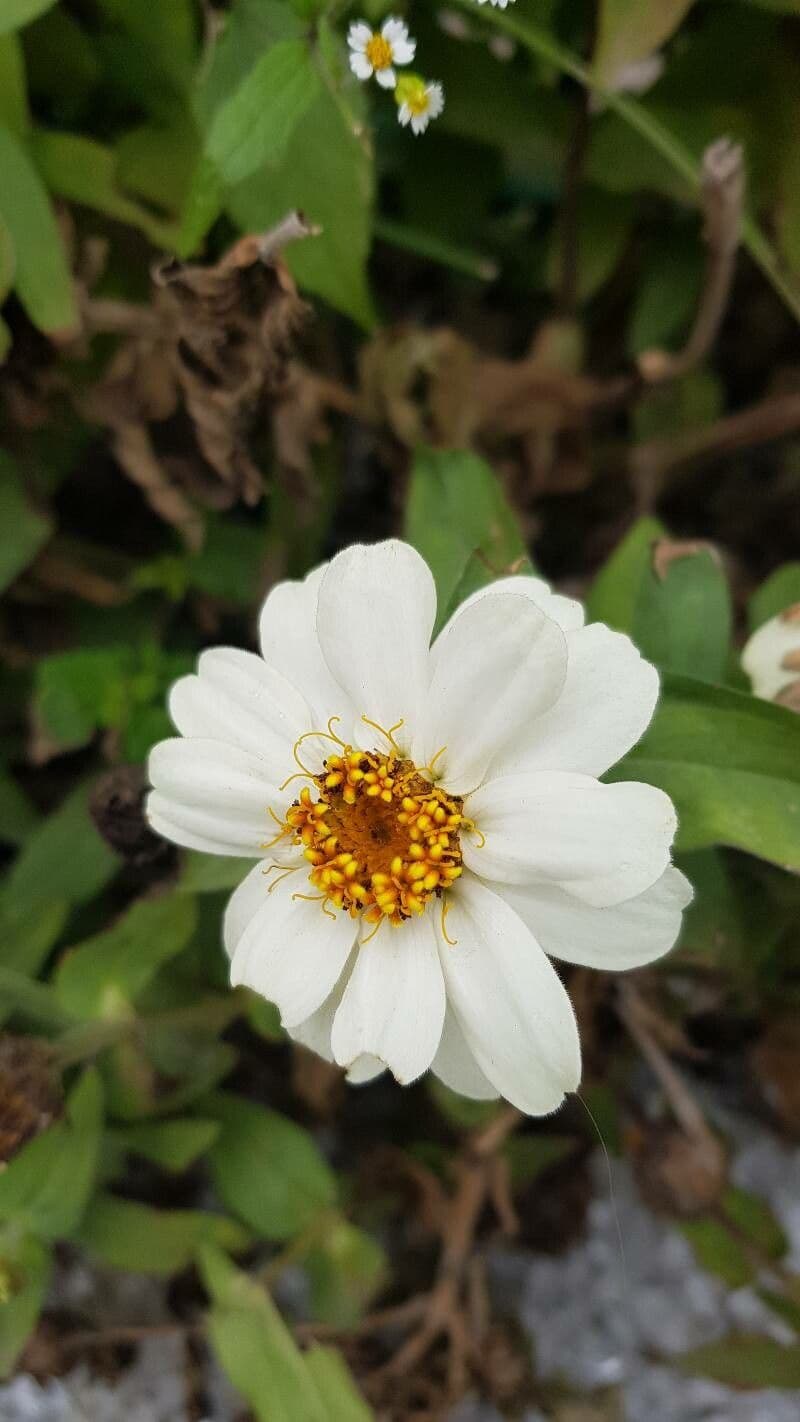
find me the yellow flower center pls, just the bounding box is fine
[273,726,470,939]
[395,75,429,115]
[365,33,393,71]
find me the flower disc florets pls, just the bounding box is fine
[282,743,465,930]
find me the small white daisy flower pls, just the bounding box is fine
[348,16,415,90]
[476,0,516,9]
[395,75,445,135]
[742,604,800,705]
[148,541,689,1114]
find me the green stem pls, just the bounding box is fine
[450,0,800,325]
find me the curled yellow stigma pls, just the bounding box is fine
[280,740,465,927]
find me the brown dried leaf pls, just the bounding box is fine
[0,1036,61,1165]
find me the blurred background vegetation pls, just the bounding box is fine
[2,1,800,1418]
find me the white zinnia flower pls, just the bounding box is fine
[742,604,800,704]
[147,541,689,1116]
[395,76,445,135]
[348,16,415,89]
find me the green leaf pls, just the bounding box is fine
[586,516,666,632]
[0,0,57,36]
[0,1070,103,1240]
[30,130,181,248]
[610,674,800,867]
[722,1184,787,1259]
[0,34,29,135]
[77,1194,249,1275]
[56,894,197,1018]
[0,896,68,977]
[207,1092,337,1241]
[0,122,77,332]
[0,769,39,848]
[178,852,255,894]
[676,1335,800,1388]
[679,1217,753,1288]
[593,1,696,86]
[306,1220,387,1328]
[2,780,119,920]
[110,1117,221,1172]
[200,1245,329,1422]
[0,966,73,1031]
[405,447,527,631]
[749,563,800,630]
[632,546,732,681]
[34,646,130,752]
[304,1347,374,1422]
[0,1234,50,1379]
[227,79,374,326]
[206,39,320,187]
[504,1135,577,1189]
[0,452,51,594]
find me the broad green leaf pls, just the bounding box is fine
[207,1092,337,1240]
[227,79,374,325]
[679,1216,753,1288]
[77,1195,248,1274]
[0,896,68,977]
[405,447,527,631]
[676,1335,800,1388]
[586,516,666,631]
[0,769,39,848]
[111,1117,220,1172]
[749,563,800,630]
[594,1,696,86]
[0,1070,103,1240]
[95,0,198,93]
[30,131,181,248]
[2,781,119,921]
[0,34,28,134]
[116,113,199,217]
[34,646,131,752]
[0,1234,50,1379]
[56,894,197,1018]
[0,966,72,1030]
[504,1135,577,1189]
[306,1220,387,1327]
[610,674,800,867]
[194,0,302,127]
[178,852,255,894]
[305,1347,374,1422]
[0,452,51,594]
[0,122,77,332]
[207,39,320,186]
[632,546,732,681]
[0,0,57,36]
[200,1246,329,1422]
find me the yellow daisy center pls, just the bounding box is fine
[276,732,468,936]
[365,33,393,71]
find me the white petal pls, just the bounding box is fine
[291,980,387,1085]
[498,865,693,972]
[147,794,261,858]
[742,612,800,701]
[347,1055,386,1084]
[465,771,676,907]
[331,915,445,1085]
[223,855,304,957]
[229,869,356,1028]
[147,790,272,857]
[410,113,428,135]
[258,565,352,724]
[437,875,581,1115]
[349,51,373,80]
[316,540,436,753]
[491,623,659,780]
[391,38,415,64]
[375,65,396,88]
[381,18,409,43]
[149,737,281,822]
[430,1007,499,1100]
[420,594,567,795]
[440,575,584,645]
[347,22,372,50]
[168,652,310,783]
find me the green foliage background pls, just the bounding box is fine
[3,0,800,1412]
